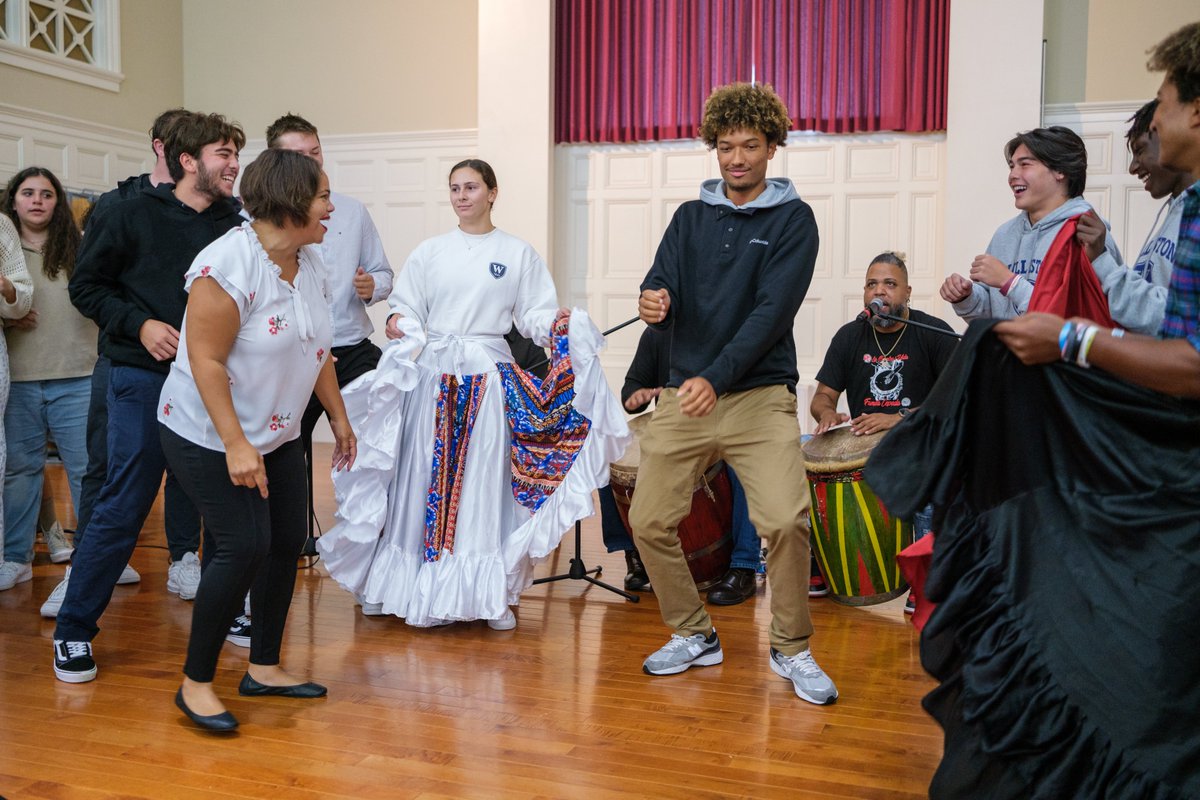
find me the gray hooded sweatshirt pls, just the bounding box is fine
[952,196,1123,322]
[1089,194,1182,335]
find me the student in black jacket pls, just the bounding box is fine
[629,83,837,706]
[52,111,246,684]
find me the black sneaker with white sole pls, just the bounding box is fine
[53,639,97,683]
[226,615,252,648]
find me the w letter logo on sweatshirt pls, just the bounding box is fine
[489,262,507,279]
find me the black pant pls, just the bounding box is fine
[160,428,307,683]
[299,338,382,535]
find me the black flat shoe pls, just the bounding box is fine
[706,567,757,606]
[624,549,652,592]
[175,688,238,732]
[238,672,327,698]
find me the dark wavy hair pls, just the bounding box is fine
[1004,126,1088,199]
[165,111,246,182]
[1,167,81,280]
[240,148,323,228]
[1148,22,1200,103]
[699,82,792,148]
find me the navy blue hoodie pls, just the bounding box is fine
[640,177,817,396]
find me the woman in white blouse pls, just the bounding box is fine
[158,148,356,732]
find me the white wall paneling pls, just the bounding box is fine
[555,132,946,432]
[1044,101,1158,264]
[0,101,149,193]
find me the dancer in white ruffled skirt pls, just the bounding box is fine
[317,159,629,629]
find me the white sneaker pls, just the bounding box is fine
[360,601,385,616]
[166,551,201,600]
[769,647,839,705]
[0,561,33,591]
[116,563,140,585]
[487,608,517,631]
[43,522,74,563]
[42,568,70,617]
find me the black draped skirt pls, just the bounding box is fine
[866,321,1200,800]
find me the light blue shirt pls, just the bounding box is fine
[318,191,393,346]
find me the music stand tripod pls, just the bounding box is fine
[533,519,639,603]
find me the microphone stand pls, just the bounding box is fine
[872,310,962,339]
[531,314,643,603]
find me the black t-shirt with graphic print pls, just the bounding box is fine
[815,308,958,419]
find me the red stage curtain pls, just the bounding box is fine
[555,0,950,144]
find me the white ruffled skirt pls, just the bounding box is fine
[316,310,631,627]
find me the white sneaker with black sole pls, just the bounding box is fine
[769,647,838,705]
[53,639,97,683]
[226,615,252,648]
[642,630,724,675]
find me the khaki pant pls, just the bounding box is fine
[628,384,813,655]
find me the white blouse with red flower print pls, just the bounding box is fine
[157,222,333,454]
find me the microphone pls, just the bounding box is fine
[856,298,885,321]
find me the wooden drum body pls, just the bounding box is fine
[609,415,734,590]
[803,428,911,605]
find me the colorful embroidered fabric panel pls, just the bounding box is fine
[423,373,487,562]
[497,313,592,512]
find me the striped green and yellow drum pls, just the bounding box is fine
[803,428,911,605]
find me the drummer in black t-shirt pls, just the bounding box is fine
[809,252,958,606]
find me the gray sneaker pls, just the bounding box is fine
[643,630,723,675]
[770,647,838,705]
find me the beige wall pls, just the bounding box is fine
[0,0,183,134]
[181,0,478,138]
[1045,0,1197,104]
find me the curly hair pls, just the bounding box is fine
[1,167,80,280]
[1147,22,1200,103]
[698,83,792,149]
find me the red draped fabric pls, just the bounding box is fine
[555,0,950,144]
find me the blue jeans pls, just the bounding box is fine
[726,469,763,572]
[2,377,90,564]
[55,366,171,642]
[913,503,934,541]
[600,466,762,573]
[75,356,201,560]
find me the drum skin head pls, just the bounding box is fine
[802,427,888,474]
[610,413,650,487]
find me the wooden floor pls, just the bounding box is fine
[0,452,942,799]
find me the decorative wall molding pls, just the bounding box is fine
[0,100,149,191]
[555,132,946,431]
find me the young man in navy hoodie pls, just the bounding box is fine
[629,82,837,705]
[52,112,246,683]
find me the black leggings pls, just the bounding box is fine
[160,426,307,683]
